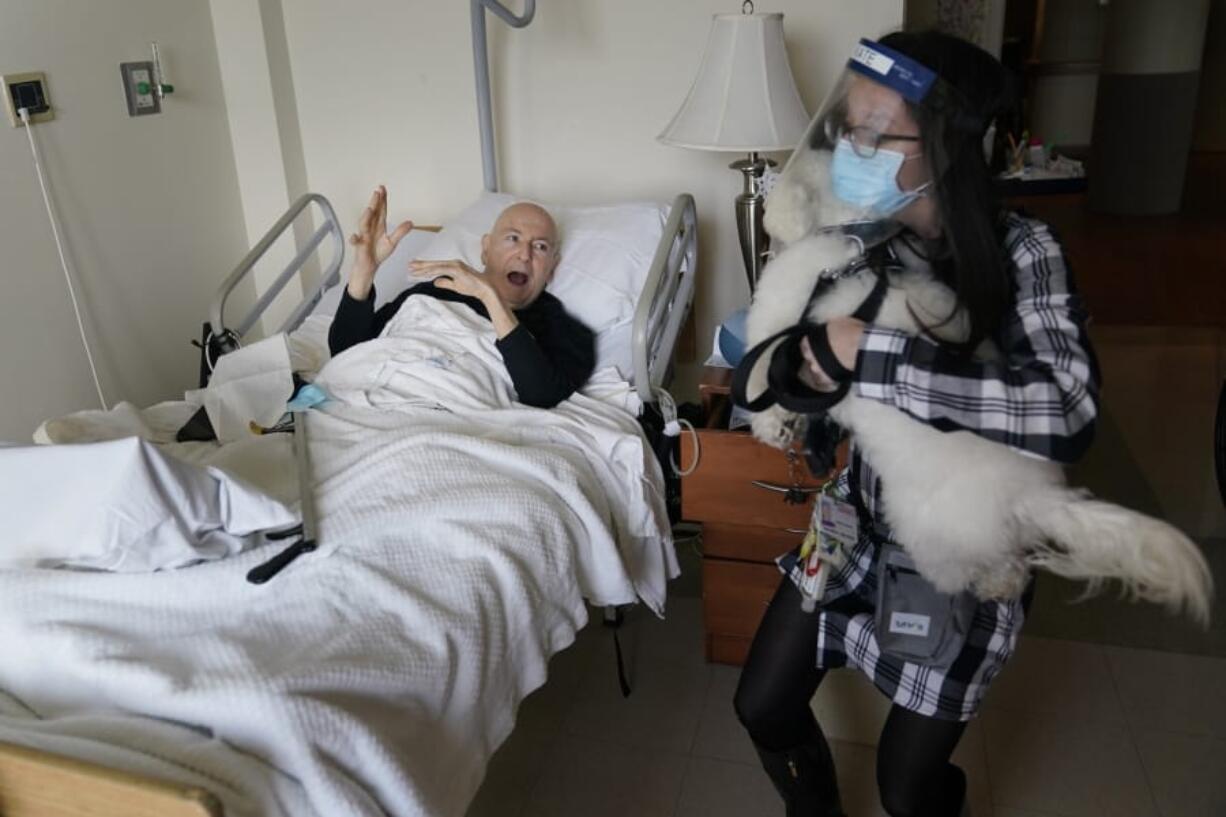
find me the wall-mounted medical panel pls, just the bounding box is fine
[120,61,161,117]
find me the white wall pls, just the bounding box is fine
[0,0,248,440]
[264,0,904,397]
[210,0,315,332]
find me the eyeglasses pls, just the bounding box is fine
[824,120,921,159]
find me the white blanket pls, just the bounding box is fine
[0,299,675,816]
[0,436,297,571]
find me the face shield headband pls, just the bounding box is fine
[848,38,939,106]
[833,38,975,153]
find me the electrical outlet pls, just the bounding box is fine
[120,61,161,117]
[2,72,53,128]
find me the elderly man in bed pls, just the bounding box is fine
[328,186,595,408]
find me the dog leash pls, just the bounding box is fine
[731,268,890,414]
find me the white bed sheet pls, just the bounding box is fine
[4,300,676,816]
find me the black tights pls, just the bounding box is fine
[734,578,968,817]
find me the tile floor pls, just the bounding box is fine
[466,596,1226,817]
[1022,540,1226,659]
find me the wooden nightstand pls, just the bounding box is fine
[680,367,843,665]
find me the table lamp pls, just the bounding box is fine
[658,2,809,293]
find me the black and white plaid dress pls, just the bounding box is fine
[779,211,1101,721]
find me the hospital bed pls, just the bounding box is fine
[0,200,695,817]
[0,3,699,815]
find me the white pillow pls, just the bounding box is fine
[415,192,669,376]
[311,228,438,317]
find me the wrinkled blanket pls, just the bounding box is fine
[0,299,675,816]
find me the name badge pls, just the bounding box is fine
[818,494,859,545]
[888,612,931,638]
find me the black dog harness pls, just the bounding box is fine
[732,266,889,414]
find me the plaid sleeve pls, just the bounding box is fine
[852,214,1100,464]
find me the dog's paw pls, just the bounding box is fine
[751,406,806,449]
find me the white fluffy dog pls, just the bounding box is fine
[744,150,1213,622]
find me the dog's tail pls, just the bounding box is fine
[1018,490,1213,626]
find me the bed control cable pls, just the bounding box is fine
[247,411,319,584]
[595,389,704,700]
[654,387,699,477]
[19,106,108,411]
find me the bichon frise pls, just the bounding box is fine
[741,150,1212,622]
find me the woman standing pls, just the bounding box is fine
[734,31,1100,816]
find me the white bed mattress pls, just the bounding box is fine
[3,297,676,816]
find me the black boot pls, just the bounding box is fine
[752,737,845,817]
[886,763,967,817]
[938,763,968,816]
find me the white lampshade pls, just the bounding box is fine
[658,12,810,152]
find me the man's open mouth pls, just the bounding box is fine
[507,271,529,287]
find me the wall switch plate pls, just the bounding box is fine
[120,61,161,117]
[2,71,53,128]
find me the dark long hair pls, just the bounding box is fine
[879,30,1018,348]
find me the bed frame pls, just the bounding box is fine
[0,741,221,817]
[4,2,696,813]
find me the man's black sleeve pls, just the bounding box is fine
[327,286,416,356]
[496,298,595,408]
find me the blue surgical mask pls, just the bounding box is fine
[830,138,931,217]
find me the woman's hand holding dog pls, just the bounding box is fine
[800,317,865,390]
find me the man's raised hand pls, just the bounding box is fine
[347,185,414,300]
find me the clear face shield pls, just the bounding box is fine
[765,39,966,251]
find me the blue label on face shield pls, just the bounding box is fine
[830,139,926,217]
[848,39,937,104]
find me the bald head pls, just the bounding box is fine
[480,202,560,309]
[495,202,556,241]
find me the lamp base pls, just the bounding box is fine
[731,152,776,294]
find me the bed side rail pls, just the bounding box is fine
[208,193,345,349]
[633,194,697,404]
